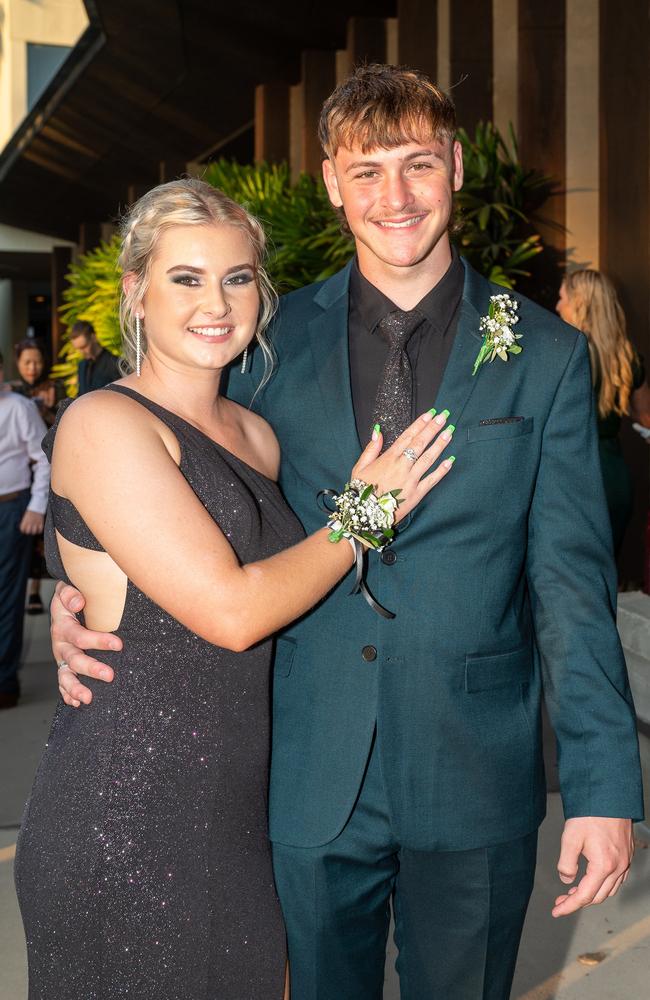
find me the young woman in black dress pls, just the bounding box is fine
[556,269,650,554]
[15,179,454,999]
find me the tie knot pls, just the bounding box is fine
[378,308,423,348]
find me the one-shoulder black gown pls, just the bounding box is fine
[15,385,304,999]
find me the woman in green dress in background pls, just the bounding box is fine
[557,269,650,554]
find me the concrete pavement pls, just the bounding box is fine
[1,583,648,999]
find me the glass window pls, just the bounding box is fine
[27,43,72,110]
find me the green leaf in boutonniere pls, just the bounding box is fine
[472,293,523,376]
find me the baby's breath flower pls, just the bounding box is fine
[472,293,523,376]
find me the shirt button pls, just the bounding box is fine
[361,645,377,662]
[381,549,397,565]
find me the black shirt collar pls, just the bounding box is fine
[349,246,464,335]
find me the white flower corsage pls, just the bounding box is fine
[472,293,523,376]
[327,479,401,550]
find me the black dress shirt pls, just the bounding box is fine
[348,249,464,444]
[77,349,121,395]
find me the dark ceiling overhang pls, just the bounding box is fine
[0,251,52,282]
[0,0,394,242]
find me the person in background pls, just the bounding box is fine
[69,320,120,394]
[13,338,61,426]
[0,349,50,708]
[557,269,650,554]
[12,339,60,614]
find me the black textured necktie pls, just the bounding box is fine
[371,309,423,447]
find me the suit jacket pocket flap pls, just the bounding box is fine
[466,417,533,442]
[465,646,531,693]
[274,636,297,677]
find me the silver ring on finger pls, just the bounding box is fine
[57,660,70,671]
[402,447,419,462]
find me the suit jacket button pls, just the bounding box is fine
[381,549,397,565]
[361,645,377,662]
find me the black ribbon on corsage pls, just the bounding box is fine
[317,489,396,620]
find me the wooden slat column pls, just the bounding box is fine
[254,84,290,164]
[78,222,103,255]
[291,51,336,178]
[492,0,518,145]
[518,1,566,256]
[397,0,438,80]
[337,17,389,83]
[450,0,494,131]
[50,246,73,359]
[600,0,650,583]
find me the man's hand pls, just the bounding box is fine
[20,510,44,534]
[553,816,634,917]
[51,581,122,707]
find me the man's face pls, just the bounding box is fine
[71,334,95,359]
[322,133,463,277]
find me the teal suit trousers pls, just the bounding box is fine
[272,733,537,999]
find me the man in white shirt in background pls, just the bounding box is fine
[0,350,50,709]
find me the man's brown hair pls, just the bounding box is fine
[318,63,457,159]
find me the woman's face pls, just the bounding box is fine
[133,223,260,376]
[555,282,577,326]
[17,347,44,384]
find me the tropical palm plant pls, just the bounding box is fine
[454,121,558,289]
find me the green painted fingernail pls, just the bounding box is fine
[428,408,437,417]
[441,409,450,419]
[447,424,456,435]
[373,423,381,434]
[447,455,456,464]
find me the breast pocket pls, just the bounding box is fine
[466,417,534,442]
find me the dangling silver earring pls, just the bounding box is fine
[135,314,142,377]
[240,345,248,374]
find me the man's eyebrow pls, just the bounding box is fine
[345,149,442,172]
[165,263,253,275]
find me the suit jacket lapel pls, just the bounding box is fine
[433,259,493,424]
[304,258,494,471]
[308,262,361,469]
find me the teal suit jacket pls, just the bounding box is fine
[225,259,643,851]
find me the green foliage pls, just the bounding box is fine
[202,160,354,292]
[454,121,557,288]
[55,127,556,393]
[52,236,122,395]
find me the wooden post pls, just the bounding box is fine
[518,1,566,256]
[50,245,72,358]
[299,50,336,176]
[346,17,388,67]
[397,0,438,80]
[254,83,290,164]
[77,222,103,255]
[450,0,494,131]
[600,0,650,584]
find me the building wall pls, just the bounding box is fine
[0,0,88,152]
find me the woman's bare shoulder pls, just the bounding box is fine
[54,387,180,466]
[226,399,280,481]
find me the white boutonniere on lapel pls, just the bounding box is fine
[472,293,523,376]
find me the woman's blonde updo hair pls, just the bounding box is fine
[118,177,277,381]
[562,269,635,419]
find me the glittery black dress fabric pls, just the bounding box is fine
[15,385,304,999]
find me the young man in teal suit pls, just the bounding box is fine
[53,66,642,998]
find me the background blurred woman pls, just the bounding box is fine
[13,339,61,427]
[557,269,650,554]
[12,340,61,612]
